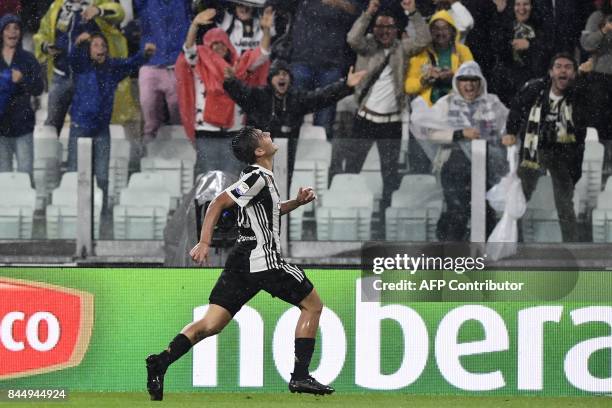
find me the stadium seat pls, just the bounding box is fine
[293,159,329,201]
[33,128,62,210]
[157,125,187,140]
[574,141,604,214]
[361,144,381,172]
[359,145,383,211]
[46,172,103,239]
[146,138,196,162]
[108,137,131,206]
[35,109,46,124]
[289,171,314,241]
[586,127,599,142]
[360,170,383,212]
[316,191,373,241]
[113,172,172,240]
[521,176,562,243]
[58,126,70,163]
[109,124,127,140]
[591,190,612,243]
[316,174,374,240]
[0,172,36,239]
[328,174,378,208]
[34,124,57,139]
[385,175,443,242]
[39,92,49,110]
[299,124,326,140]
[140,156,195,209]
[293,126,332,195]
[573,177,588,216]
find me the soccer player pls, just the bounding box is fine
[146,126,333,400]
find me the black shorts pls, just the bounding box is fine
[209,263,314,316]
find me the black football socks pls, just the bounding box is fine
[293,337,316,380]
[158,333,193,370]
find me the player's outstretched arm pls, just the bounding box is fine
[280,187,316,215]
[190,192,236,265]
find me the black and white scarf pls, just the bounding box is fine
[521,87,576,170]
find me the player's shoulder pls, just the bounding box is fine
[239,166,265,182]
[241,165,260,176]
[240,166,274,181]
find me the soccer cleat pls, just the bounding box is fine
[146,354,166,401]
[289,375,335,395]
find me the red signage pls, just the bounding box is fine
[0,278,94,380]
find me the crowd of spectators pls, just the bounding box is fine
[0,0,610,242]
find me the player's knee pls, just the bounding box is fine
[305,299,323,315]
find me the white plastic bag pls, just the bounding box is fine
[486,145,525,212]
[486,145,526,261]
[487,213,518,261]
[486,174,514,212]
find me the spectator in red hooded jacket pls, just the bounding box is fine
[176,8,272,179]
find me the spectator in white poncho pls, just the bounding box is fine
[410,60,508,241]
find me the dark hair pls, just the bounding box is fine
[0,14,22,48]
[89,32,108,48]
[231,126,260,164]
[549,52,577,71]
[267,59,292,84]
[374,12,399,30]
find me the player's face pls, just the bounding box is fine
[2,23,20,49]
[89,37,108,64]
[256,129,278,156]
[549,57,576,94]
[271,70,291,96]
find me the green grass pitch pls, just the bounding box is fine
[2,393,611,408]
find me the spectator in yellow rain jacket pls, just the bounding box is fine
[404,9,473,107]
[404,9,473,173]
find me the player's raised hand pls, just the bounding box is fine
[296,187,316,206]
[190,242,210,266]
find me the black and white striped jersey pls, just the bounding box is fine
[225,164,286,273]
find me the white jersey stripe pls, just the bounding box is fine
[252,203,273,270]
[284,264,304,280]
[282,264,303,282]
